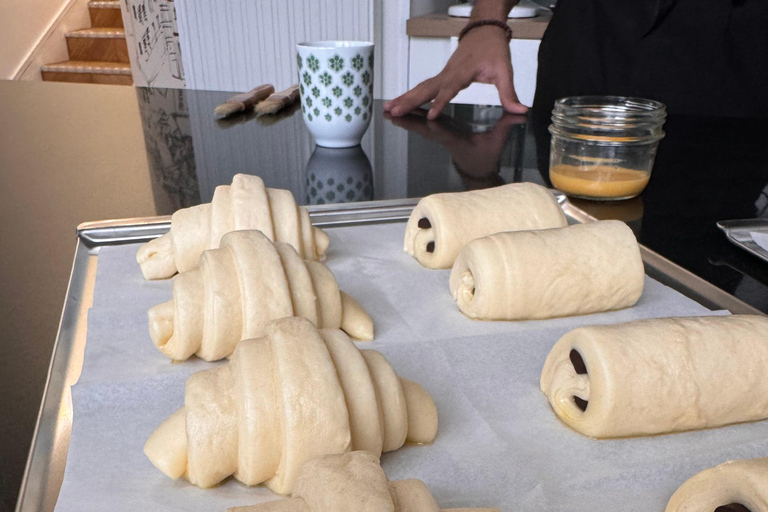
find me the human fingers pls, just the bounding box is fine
[384,78,440,117]
[494,67,528,114]
[427,87,461,120]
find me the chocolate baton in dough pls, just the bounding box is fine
[449,220,644,320]
[666,457,768,512]
[403,183,567,269]
[540,315,768,438]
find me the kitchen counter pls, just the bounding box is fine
[1,80,767,510]
[406,11,551,39]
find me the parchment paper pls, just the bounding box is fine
[54,222,767,512]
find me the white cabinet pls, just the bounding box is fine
[408,36,540,107]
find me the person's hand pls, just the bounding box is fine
[383,25,528,119]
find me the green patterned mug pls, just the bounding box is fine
[297,41,374,148]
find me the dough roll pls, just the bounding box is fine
[449,220,644,321]
[666,457,768,512]
[540,315,768,438]
[144,318,438,495]
[403,182,567,269]
[137,174,330,280]
[226,451,499,512]
[148,230,373,361]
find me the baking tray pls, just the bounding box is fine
[16,196,764,512]
[717,218,768,264]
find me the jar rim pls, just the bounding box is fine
[552,96,667,120]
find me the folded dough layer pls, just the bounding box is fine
[666,457,768,512]
[144,318,438,495]
[540,315,768,438]
[449,220,643,321]
[403,183,567,269]
[136,174,330,280]
[147,230,373,361]
[226,451,500,512]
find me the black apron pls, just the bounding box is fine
[533,0,768,118]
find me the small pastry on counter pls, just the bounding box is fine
[450,220,644,320]
[148,229,373,361]
[226,451,499,512]
[136,173,329,280]
[540,315,768,438]
[214,84,275,119]
[144,318,438,495]
[665,457,768,512]
[403,182,567,269]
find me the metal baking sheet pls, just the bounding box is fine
[718,218,768,264]
[17,196,764,512]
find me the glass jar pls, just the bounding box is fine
[548,96,666,201]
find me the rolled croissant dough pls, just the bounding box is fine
[666,457,768,512]
[540,315,768,438]
[450,220,644,320]
[148,230,373,362]
[403,182,567,269]
[144,318,438,495]
[136,174,329,280]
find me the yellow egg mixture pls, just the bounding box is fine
[550,164,650,199]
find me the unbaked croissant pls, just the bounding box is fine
[540,315,768,438]
[227,451,499,512]
[403,182,567,269]
[666,457,768,512]
[137,174,329,280]
[148,230,373,361]
[144,318,438,495]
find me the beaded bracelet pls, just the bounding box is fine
[458,19,513,42]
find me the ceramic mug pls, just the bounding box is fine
[296,41,374,148]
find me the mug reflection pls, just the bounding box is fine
[305,145,373,204]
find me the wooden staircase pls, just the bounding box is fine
[41,1,132,85]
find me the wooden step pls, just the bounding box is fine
[41,61,133,85]
[66,28,128,63]
[89,0,123,28]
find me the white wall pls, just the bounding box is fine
[175,0,374,93]
[0,0,82,79]
[409,0,454,17]
[172,0,410,100]
[376,0,410,100]
[18,0,91,81]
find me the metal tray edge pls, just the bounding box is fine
[76,198,422,247]
[16,239,95,512]
[21,198,764,512]
[717,220,768,265]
